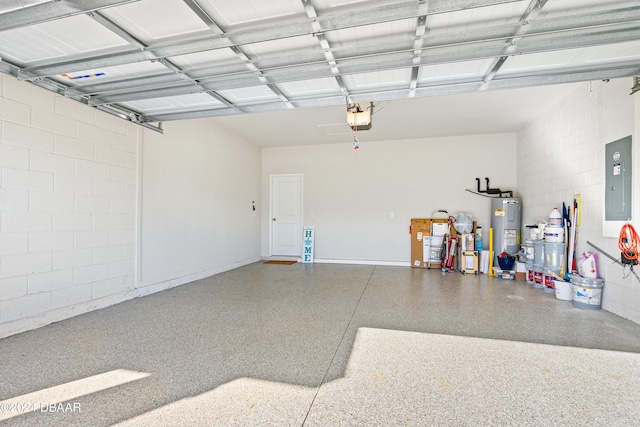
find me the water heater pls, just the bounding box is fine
[491,198,521,260]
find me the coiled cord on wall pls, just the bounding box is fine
[618,223,639,264]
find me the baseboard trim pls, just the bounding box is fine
[313,258,411,267]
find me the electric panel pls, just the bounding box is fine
[605,136,632,221]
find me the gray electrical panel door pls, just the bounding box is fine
[605,135,632,221]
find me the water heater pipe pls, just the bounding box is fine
[488,227,495,276]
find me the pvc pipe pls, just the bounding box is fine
[488,227,495,276]
[567,206,578,272]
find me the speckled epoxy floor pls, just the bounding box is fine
[1,263,640,426]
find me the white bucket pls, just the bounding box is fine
[554,280,571,301]
[544,226,564,243]
[570,275,604,309]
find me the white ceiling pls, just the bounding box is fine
[215,78,592,147]
[212,81,583,146]
[0,0,639,144]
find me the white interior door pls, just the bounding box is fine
[270,174,303,257]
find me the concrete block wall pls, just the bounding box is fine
[517,82,604,225]
[0,75,138,338]
[517,79,639,323]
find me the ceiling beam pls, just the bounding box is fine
[409,9,428,97]
[79,24,640,105]
[20,0,524,77]
[59,5,640,99]
[180,0,245,109]
[2,1,48,11]
[480,0,549,87]
[84,5,244,112]
[142,64,640,123]
[302,0,351,103]
[0,55,161,132]
[0,0,140,32]
[181,0,225,33]
[86,9,146,49]
[183,0,291,109]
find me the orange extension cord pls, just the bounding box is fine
[618,224,639,263]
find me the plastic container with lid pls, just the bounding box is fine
[549,208,562,227]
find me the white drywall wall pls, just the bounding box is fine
[138,119,262,295]
[262,134,517,263]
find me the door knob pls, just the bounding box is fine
[272,218,276,221]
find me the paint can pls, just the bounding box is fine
[571,275,604,309]
[543,267,561,293]
[533,265,544,288]
[554,280,572,301]
[526,261,534,285]
[543,241,565,269]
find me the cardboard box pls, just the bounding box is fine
[458,233,475,251]
[411,218,431,268]
[461,250,479,274]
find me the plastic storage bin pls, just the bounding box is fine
[493,267,515,280]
